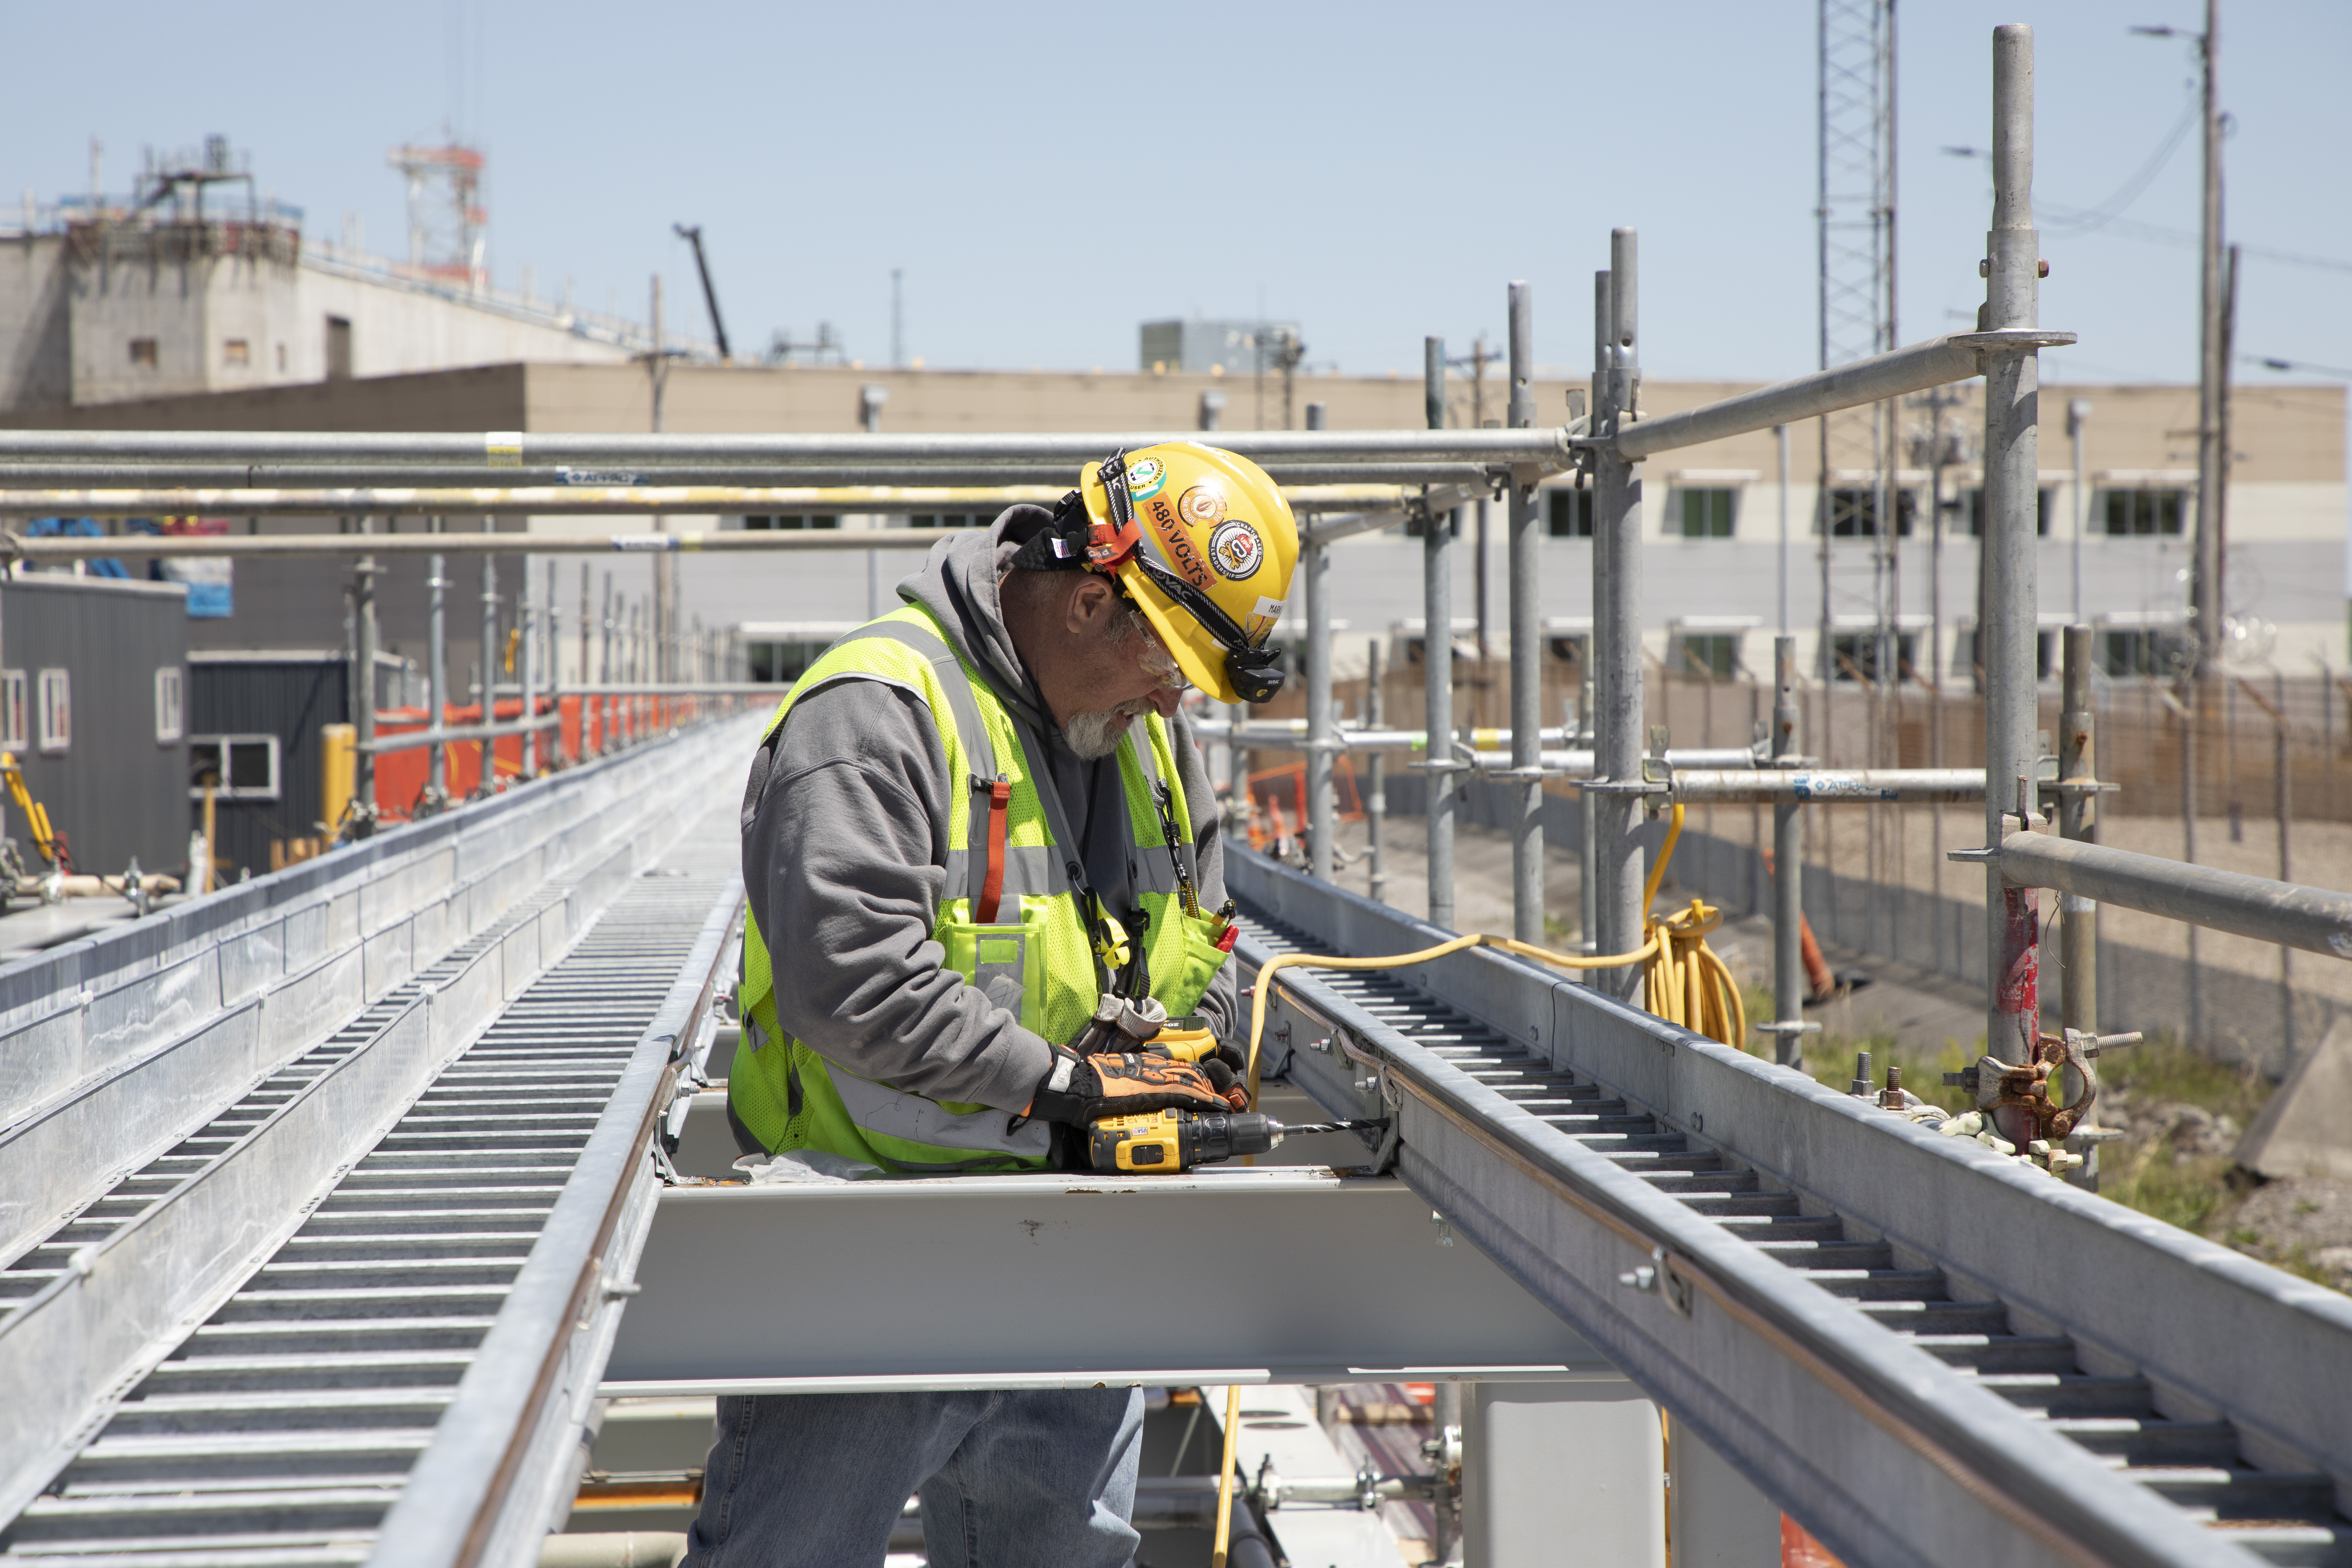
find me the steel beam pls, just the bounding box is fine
[601,1170,1602,1393]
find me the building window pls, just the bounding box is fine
[1826,487,1918,537]
[1828,632,1918,684]
[154,668,184,744]
[1962,486,2055,536]
[326,315,353,380]
[1676,488,1737,539]
[1673,633,1743,677]
[128,338,158,368]
[1955,627,2060,682]
[188,735,282,800]
[2100,488,2186,536]
[907,513,995,530]
[222,338,251,367]
[276,343,288,373]
[2101,628,2191,678]
[0,671,24,750]
[36,670,70,754]
[1545,489,1594,537]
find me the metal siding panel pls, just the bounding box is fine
[187,657,344,876]
[0,578,187,876]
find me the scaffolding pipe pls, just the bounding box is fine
[427,545,448,807]
[357,712,565,754]
[1366,640,1387,905]
[1304,530,1333,878]
[479,526,499,793]
[1507,280,1544,945]
[1593,233,1646,1003]
[1770,636,1809,1066]
[1666,769,1986,804]
[2058,625,2099,1044]
[1610,327,2071,461]
[1983,24,2046,1123]
[1422,336,1457,932]
[353,533,378,830]
[520,567,540,777]
[0,427,1580,468]
[1994,832,2352,963]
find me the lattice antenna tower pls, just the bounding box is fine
[1815,0,1897,706]
[388,140,488,292]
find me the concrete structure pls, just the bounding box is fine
[13,361,2339,699]
[0,206,653,414]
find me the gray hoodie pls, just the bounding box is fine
[739,507,1237,1115]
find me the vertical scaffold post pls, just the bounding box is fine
[353,523,378,832]
[1304,523,1333,878]
[1983,24,2046,1128]
[1303,398,1333,878]
[1578,639,1598,985]
[546,560,564,764]
[1594,231,1646,1002]
[520,561,540,778]
[1507,281,1543,944]
[1423,335,1457,931]
[1366,640,1388,904]
[1772,635,1807,1068]
[2058,624,2098,1039]
[480,521,499,791]
[427,532,448,807]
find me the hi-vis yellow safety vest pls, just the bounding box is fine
[730,605,1234,1172]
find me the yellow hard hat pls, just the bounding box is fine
[1078,442,1298,705]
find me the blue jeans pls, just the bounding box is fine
[681,1389,1144,1568]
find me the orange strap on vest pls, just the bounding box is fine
[975,777,1013,923]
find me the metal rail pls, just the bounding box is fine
[0,428,1578,469]
[1231,848,2352,1568]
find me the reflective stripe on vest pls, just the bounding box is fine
[730,604,1225,1173]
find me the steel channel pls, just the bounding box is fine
[1231,850,2348,1564]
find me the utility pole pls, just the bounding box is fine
[2135,4,2224,677]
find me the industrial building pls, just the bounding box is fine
[2,20,2350,1568]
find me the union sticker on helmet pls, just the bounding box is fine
[1125,456,1169,502]
[1207,519,1263,582]
[1176,484,1227,528]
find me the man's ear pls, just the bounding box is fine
[1064,574,1116,637]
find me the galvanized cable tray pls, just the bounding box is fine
[1231,850,2352,1568]
[0,840,740,1567]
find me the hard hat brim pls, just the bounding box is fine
[1115,559,1244,706]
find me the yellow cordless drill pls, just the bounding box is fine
[1085,1109,1383,1173]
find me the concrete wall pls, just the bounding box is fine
[0,234,72,412]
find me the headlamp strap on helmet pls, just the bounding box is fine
[1085,448,1142,571]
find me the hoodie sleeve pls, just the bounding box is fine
[1170,711,1239,1047]
[743,679,1056,1113]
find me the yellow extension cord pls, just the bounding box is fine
[1209,804,1744,1565]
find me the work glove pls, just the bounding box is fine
[1024,1046,1245,1126]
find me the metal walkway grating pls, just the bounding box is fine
[1,872,735,1567]
[1237,910,2352,1568]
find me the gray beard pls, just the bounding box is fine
[1064,698,1155,760]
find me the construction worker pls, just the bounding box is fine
[689,443,1297,1567]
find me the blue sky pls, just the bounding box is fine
[7,1,2348,390]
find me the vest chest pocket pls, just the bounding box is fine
[939,918,1043,1032]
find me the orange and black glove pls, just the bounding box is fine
[1026,1046,1245,1125]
